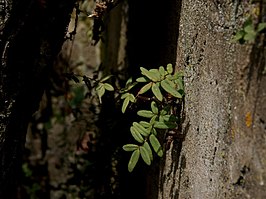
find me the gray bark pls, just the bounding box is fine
[159,1,266,198]
[0,0,76,198]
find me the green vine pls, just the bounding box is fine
[119,64,184,172]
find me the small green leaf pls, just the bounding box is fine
[104,83,114,91]
[152,83,163,101]
[243,32,256,41]
[170,72,183,82]
[137,110,154,118]
[143,141,153,161]
[162,115,178,122]
[149,68,159,73]
[123,144,139,151]
[159,66,166,76]
[151,128,157,136]
[130,126,144,143]
[159,115,164,122]
[151,101,158,114]
[128,94,136,103]
[149,134,163,157]
[136,77,149,82]
[161,79,182,98]
[173,71,184,79]
[233,30,245,41]
[138,82,152,95]
[175,78,184,91]
[165,77,177,87]
[95,82,103,90]
[125,77,133,86]
[244,24,255,33]
[121,82,138,93]
[100,75,113,83]
[149,69,161,80]
[140,67,160,82]
[258,22,266,32]
[139,121,151,128]
[128,149,140,172]
[154,121,177,129]
[133,122,150,137]
[122,97,130,113]
[140,146,151,165]
[160,108,168,116]
[121,93,129,99]
[96,83,105,103]
[150,115,158,124]
[166,64,173,74]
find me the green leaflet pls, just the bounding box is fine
[128,149,140,172]
[130,126,144,143]
[122,97,130,113]
[159,66,166,77]
[160,108,168,116]
[136,77,149,83]
[165,77,176,87]
[121,94,135,113]
[123,144,139,151]
[133,122,150,137]
[143,141,153,161]
[173,71,184,79]
[161,79,182,98]
[140,67,160,82]
[140,146,151,165]
[139,121,151,128]
[121,93,129,99]
[125,77,133,85]
[152,83,163,101]
[159,115,164,122]
[138,82,152,95]
[150,115,158,124]
[175,78,184,91]
[166,63,173,74]
[244,32,256,41]
[151,101,158,114]
[162,115,178,122]
[151,128,157,136]
[104,83,114,91]
[121,78,137,93]
[149,69,161,80]
[100,75,113,82]
[128,94,136,102]
[137,110,154,118]
[96,83,105,103]
[244,24,255,33]
[149,69,161,81]
[154,121,177,129]
[147,125,153,134]
[162,115,171,121]
[258,22,266,32]
[149,134,163,157]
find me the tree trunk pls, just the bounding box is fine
[0,0,76,198]
[159,0,266,198]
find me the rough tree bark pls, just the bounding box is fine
[0,0,76,198]
[159,1,266,198]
